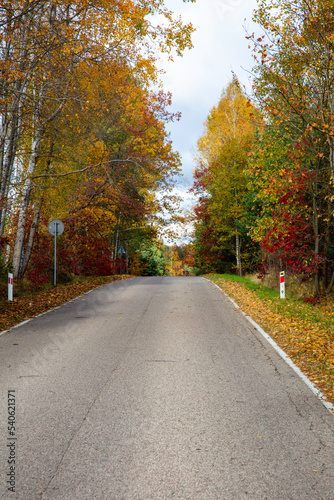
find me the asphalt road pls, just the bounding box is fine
[1,276,334,499]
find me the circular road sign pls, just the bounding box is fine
[48,219,64,236]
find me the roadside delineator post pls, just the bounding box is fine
[8,273,13,301]
[280,271,285,299]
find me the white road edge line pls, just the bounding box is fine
[206,278,334,414]
[0,282,117,337]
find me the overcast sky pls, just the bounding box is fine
[159,0,259,190]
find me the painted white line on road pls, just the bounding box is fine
[0,307,62,337]
[207,278,334,414]
[0,280,124,337]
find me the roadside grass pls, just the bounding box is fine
[0,275,134,333]
[206,273,334,408]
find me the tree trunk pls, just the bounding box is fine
[12,76,65,279]
[12,126,44,278]
[234,186,242,276]
[0,3,32,237]
[328,135,334,180]
[312,184,320,297]
[236,228,242,276]
[326,270,334,294]
[0,97,25,237]
[12,184,31,279]
[20,200,42,278]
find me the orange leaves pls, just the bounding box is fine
[208,274,334,405]
[0,0,194,246]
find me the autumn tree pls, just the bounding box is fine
[191,79,260,274]
[0,0,195,280]
[247,0,334,294]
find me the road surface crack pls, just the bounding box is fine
[40,292,155,498]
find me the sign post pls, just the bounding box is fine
[280,271,285,299]
[48,219,64,286]
[8,273,13,301]
[118,245,125,274]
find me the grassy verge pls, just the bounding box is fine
[206,273,334,408]
[0,275,134,333]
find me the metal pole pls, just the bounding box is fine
[54,222,58,286]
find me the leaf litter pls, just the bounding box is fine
[0,275,133,333]
[207,274,334,406]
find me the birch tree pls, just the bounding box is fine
[192,80,259,274]
[0,0,194,277]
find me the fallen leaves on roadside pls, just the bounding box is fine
[0,275,133,333]
[207,275,334,406]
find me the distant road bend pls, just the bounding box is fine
[0,276,334,499]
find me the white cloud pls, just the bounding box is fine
[159,0,258,183]
[154,0,259,242]
[156,185,198,244]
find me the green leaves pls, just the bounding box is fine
[191,80,260,273]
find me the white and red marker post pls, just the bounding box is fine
[280,271,285,299]
[8,273,13,301]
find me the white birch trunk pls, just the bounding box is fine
[0,93,25,236]
[20,200,42,278]
[236,229,242,277]
[12,126,44,278]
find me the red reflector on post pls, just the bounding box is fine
[8,273,13,301]
[280,271,285,299]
